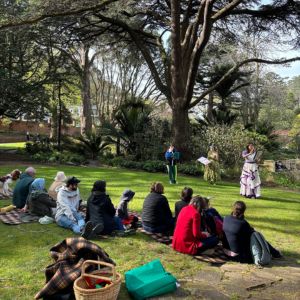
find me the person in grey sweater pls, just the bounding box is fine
[55,177,85,234]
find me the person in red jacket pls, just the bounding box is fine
[172,196,219,255]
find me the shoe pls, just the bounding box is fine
[81,221,94,239]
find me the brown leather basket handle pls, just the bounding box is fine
[81,260,116,282]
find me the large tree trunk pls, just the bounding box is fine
[80,45,92,135]
[171,105,191,160]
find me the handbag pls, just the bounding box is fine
[125,259,177,300]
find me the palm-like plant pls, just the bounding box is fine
[103,98,153,156]
[77,130,110,160]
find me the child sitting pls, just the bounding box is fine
[116,189,138,229]
[0,169,21,198]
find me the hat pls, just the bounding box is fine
[120,189,135,202]
[66,176,81,186]
[55,171,66,182]
[92,180,106,192]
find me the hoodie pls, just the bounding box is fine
[55,186,81,222]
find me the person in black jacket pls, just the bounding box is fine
[174,187,193,221]
[223,201,282,263]
[142,182,174,234]
[82,180,123,239]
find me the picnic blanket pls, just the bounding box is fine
[0,209,39,225]
[138,228,229,265]
[193,244,230,265]
[138,227,173,244]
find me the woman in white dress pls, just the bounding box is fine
[240,144,261,198]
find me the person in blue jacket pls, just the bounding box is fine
[165,145,179,184]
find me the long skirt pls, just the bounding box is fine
[240,162,261,198]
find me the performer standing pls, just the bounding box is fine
[204,145,221,184]
[240,143,261,198]
[165,145,179,184]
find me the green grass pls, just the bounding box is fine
[0,142,26,150]
[0,164,300,300]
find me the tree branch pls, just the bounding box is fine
[211,0,243,21]
[0,0,117,30]
[189,56,300,108]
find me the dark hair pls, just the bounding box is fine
[181,187,193,203]
[232,201,247,218]
[150,182,164,194]
[190,195,206,212]
[246,143,254,153]
[92,180,106,192]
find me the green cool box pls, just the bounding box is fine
[125,259,177,300]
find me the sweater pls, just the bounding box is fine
[172,205,208,255]
[12,173,34,208]
[55,187,81,222]
[223,215,254,262]
[142,192,173,228]
[48,181,65,201]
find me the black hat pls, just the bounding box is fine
[66,176,81,186]
[120,189,135,202]
[92,180,106,192]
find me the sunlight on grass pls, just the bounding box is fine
[0,142,26,150]
[0,164,299,299]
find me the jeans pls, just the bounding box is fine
[57,211,85,234]
[197,235,219,254]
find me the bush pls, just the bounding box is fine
[101,157,204,176]
[25,141,52,155]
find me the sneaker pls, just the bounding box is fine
[81,221,94,239]
[200,248,215,255]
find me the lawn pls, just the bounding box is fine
[0,164,299,300]
[0,142,26,150]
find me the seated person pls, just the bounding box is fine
[13,167,36,208]
[83,180,124,239]
[48,171,66,200]
[172,196,219,255]
[142,182,174,234]
[223,201,282,263]
[0,169,21,198]
[55,176,85,234]
[25,178,56,217]
[175,187,193,221]
[116,189,138,229]
[201,197,223,237]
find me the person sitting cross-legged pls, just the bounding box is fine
[172,196,219,255]
[82,180,124,239]
[222,201,282,263]
[55,176,85,234]
[25,178,56,217]
[48,171,66,201]
[116,189,139,229]
[12,167,36,208]
[142,182,174,234]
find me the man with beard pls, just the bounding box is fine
[55,176,85,234]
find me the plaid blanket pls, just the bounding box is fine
[35,237,115,299]
[138,228,173,244]
[193,245,230,265]
[138,228,229,265]
[0,209,39,224]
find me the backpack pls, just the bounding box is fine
[250,231,272,266]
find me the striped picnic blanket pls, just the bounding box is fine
[0,209,39,225]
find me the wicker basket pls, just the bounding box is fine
[74,260,122,300]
